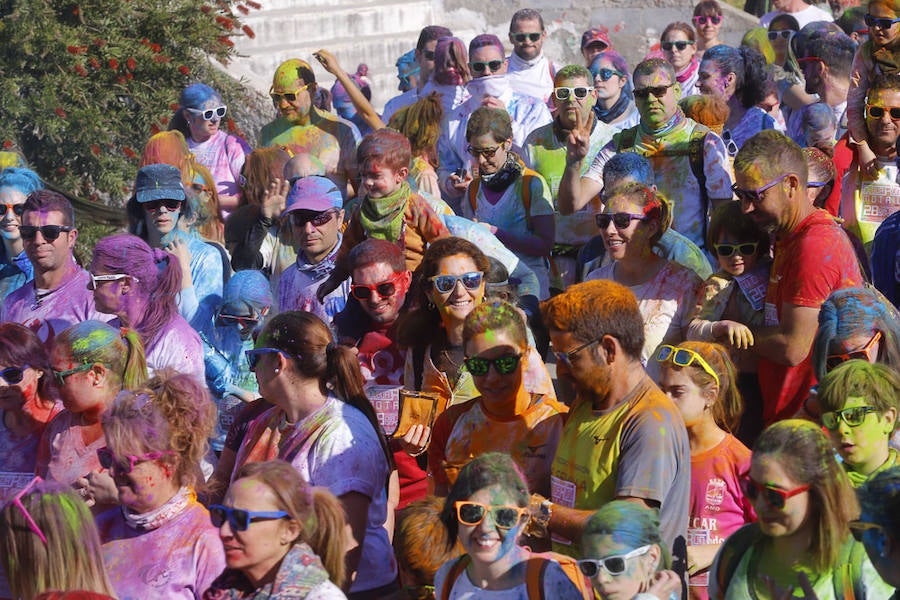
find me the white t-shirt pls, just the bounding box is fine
[434,557,584,600]
[759,4,833,29]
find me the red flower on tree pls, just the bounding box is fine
[90,144,101,156]
[123,147,136,159]
[55,107,67,119]
[178,65,190,75]
[2,141,12,149]
[108,58,119,70]
[74,64,88,77]
[89,57,100,69]
[242,25,255,38]
[126,57,136,70]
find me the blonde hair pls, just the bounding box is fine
[663,341,743,433]
[0,482,115,599]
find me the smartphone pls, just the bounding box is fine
[454,167,467,179]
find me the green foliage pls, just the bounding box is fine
[0,0,261,205]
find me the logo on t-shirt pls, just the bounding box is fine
[704,478,727,509]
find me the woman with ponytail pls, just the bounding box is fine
[655,341,754,600]
[233,311,398,596]
[204,460,348,598]
[91,232,204,381]
[39,321,147,508]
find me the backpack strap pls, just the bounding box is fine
[713,523,762,593]
[467,179,480,217]
[468,169,540,232]
[441,555,471,600]
[525,557,547,600]
[833,539,866,600]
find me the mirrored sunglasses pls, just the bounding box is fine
[0,365,29,385]
[245,347,298,371]
[554,86,593,101]
[463,354,522,377]
[742,477,809,510]
[655,344,720,387]
[511,32,542,43]
[351,272,404,300]
[821,405,879,430]
[633,83,674,100]
[594,68,624,82]
[290,210,336,228]
[661,40,694,51]
[141,199,182,213]
[186,105,226,121]
[693,15,722,26]
[19,225,74,242]
[866,104,900,120]
[825,331,882,371]
[430,271,484,293]
[455,501,526,529]
[88,273,138,291]
[714,242,758,257]
[577,545,652,577]
[470,60,504,74]
[595,212,646,229]
[209,504,290,531]
[269,83,311,104]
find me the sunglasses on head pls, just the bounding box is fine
[661,40,694,52]
[655,344,720,387]
[865,14,900,29]
[0,203,26,217]
[826,331,882,371]
[351,272,405,301]
[470,60,504,74]
[821,405,879,430]
[430,271,484,294]
[186,105,226,121]
[51,363,93,386]
[577,545,652,578]
[96,446,173,474]
[142,199,182,213]
[594,68,624,82]
[466,145,501,159]
[455,501,526,529]
[290,210,336,228]
[732,173,791,205]
[715,242,758,258]
[693,15,722,26]
[209,504,290,531]
[554,86,593,101]
[0,365,29,385]
[866,104,900,120]
[767,29,795,40]
[88,273,137,291]
[19,225,74,242]
[742,477,810,510]
[633,83,673,100]
[511,32,542,43]
[595,212,646,230]
[269,83,310,104]
[463,353,522,377]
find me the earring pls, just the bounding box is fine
[274,368,280,374]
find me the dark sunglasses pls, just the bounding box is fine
[351,272,404,300]
[96,446,173,474]
[595,212,646,229]
[466,145,501,159]
[216,311,260,329]
[430,271,484,294]
[470,60,504,74]
[553,338,600,370]
[19,225,74,242]
[209,504,290,531]
[455,501,525,529]
[594,68,624,82]
[825,331,882,371]
[661,40,694,51]
[633,83,673,100]
[511,32,542,43]
[186,105,226,121]
[767,30,795,40]
[141,199,182,213]
[554,86,593,101]
[0,365,29,385]
[742,478,809,510]
[577,545,653,577]
[245,347,297,372]
[821,405,879,430]
[0,203,26,217]
[714,242,758,257]
[422,49,435,61]
[269,83,310,104]
[865,13,900,29]
[866,104,900,120]
[732,173,790,205]
[290,210,336,228]
[693,15,722,26]
[463,354,522,377]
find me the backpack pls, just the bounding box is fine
[613,122,710,242]
[712,523,866,599]
[440,552,591,600]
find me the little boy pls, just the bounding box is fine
[317,128,449,300]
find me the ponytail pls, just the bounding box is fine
[307,487,349,586]
[120,328,148,390]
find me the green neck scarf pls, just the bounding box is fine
[359,181,410,242]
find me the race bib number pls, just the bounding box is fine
[860,181,900,224]
[550,475,577,545]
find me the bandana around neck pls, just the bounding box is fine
[358,182,410,242]
[122,486,192,532]
[593,92,630,124]
[676,57,699,84]
[297,233,341,281]
[481,151,525,192]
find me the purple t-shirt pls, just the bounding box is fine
[97,497,225,600]
[0,264,110,344]
[145,315,205,383]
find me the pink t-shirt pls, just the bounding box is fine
[97,497,225,600]
[687,433,755,600]
[36,410,105,485]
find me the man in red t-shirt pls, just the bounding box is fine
[733,130,862,424]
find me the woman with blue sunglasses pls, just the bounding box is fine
[589,51,640,131]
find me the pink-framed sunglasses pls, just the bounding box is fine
[10,476,48,546]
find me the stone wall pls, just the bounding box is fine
[225,0,758,117]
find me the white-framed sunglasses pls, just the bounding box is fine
[186,105,227,121]
[88,273,138,291]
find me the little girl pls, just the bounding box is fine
[687,201,770,446]
[846,0,900,176]
[655,341,755,600]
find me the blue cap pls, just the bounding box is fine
[134,164,186,203]
[282,175,343,217]
[222,269,273,311]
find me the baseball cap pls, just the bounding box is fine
[581,27,611,51]
[222,269,273,311]
[282,175,343,217]
[134,164,186,203]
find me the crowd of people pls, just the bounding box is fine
[3,1,900,598]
